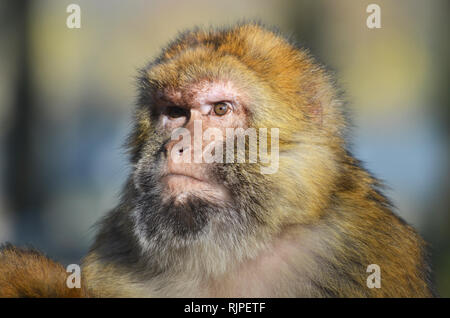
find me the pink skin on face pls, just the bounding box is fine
[155,80,248,203]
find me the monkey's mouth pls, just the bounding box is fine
[163,173,208,184]
[161,173,213,193]
[161,173,230,201]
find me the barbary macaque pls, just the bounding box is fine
[0,23,434,297]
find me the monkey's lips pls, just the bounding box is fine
[163,173,208,184]
[161,173,230,201]
[162,172,212,192]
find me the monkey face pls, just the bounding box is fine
[129,68,272,258]
[153,80,250,203]
[135,78,252,197]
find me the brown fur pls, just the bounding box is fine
[0,244,88,297]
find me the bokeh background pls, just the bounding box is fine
[0,0,448,296]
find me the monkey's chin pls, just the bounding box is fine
[162,174,230,203]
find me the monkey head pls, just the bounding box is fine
[125,24,345,273]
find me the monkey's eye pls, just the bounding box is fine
[213,102,230,116]
[166,106,188,118]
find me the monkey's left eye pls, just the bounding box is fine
[213,102,230,116]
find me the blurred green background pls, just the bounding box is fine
[0,0,448,296]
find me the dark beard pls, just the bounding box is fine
[89,163,272,275]
[131,164,269,242]
[129,185,255,273]
[133,189,234,241]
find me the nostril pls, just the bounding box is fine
[167,142,189,158]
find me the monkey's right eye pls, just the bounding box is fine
[166,106,188,118]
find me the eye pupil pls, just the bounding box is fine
[167,106,186,118]
[214,102,229,116]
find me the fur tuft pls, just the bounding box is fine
[0,244,87,297]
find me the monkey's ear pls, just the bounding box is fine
[0,244,87,297]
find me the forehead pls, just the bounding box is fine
[145,49,258,106]
[157,79,245,107]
